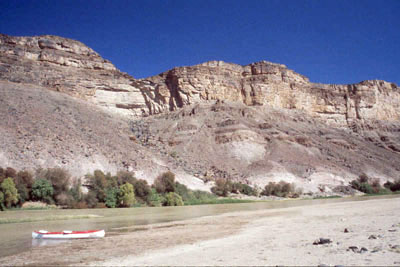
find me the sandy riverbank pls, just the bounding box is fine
[1,197,399,266]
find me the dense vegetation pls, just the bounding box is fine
[349,173,400,195]
[0,166,256,210]
[260,180,301,198]
[2,164,399,211]
[211,178,257,197]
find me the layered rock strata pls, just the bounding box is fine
[145,61,400,128]
[1,34,399,130]
[0,34,147,116]
[1,33,400,192]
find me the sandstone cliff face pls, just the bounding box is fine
[132,101,400,194]
[1,33,400,193]
[1,33,399,131]
[0,34,147,117]
[145,61,400,129]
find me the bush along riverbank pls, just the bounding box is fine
[0,167,258,210]
[1,166,400,210]
[349,173,400,196]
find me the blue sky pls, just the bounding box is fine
[1,0,399,84]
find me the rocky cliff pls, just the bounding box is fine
[145,61,400,129]
[0,34,147,117]
[132,101,400,193]
[1,33,399,193]
[1,34,399,130]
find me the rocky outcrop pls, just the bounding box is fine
[132,101,400,194]
[145,61,400,128]
[143,60,309,114]
[1,34,399,130]
[1,33,400,192]
[0,34,148,117]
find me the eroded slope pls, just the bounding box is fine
[0,80,209,190]
[132,101,400,193]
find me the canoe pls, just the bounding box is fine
[32,229,105,239]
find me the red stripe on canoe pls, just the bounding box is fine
[34,230,101,235]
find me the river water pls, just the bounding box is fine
[0,194,398,258]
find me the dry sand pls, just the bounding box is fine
[1,197,399,266]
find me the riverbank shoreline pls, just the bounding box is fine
[1,197,399,266]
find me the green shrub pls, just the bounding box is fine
[0,191,4,210]
[84,191,98,208]
[32,179,54,204]
[349,179,361,191]
[55,192,74,207]
[183,190,217,205]
[211,178,232,197]
[230,182,240,194]
[172,182,221,205]
[69,179,83,203]
[16,170,33,190]
[350,173,373,193]
[384,180,400,192]
[370,179,384,193]
[351,181,386,194]
[154,171,176,194]
[106,173,118,189]
[105,188,118,208]
[377,187,392,194]
[15,183,29,205]
[359,182,375,194]
[1,178,20,208]
[262,182,274,196]
[148,188,163,207]
[14,170,34,204]
[36,168,70,205]
[232,182,257,196]
[350,174,388,194]
[116,171,137,186]
[118,183,136,207]
[210,180,257,197]
[164,192,184,206]
[175,182,195,201]
[280,181,294,196]
[133,179,152,203]
[242,184,257,196]
[86,170,108,202]
[192,190,215,200]
[261,181,296,197]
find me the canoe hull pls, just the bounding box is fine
[32,230,105,239]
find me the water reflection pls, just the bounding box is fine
[32,239,70,247]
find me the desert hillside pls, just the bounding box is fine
[0,80,207,190]
[1,33,399,193]
[131,101,400,194]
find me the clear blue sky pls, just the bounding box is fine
[1,0,399,85]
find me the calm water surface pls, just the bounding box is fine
[0,195,398,258]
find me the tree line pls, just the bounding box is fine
[0,166,224,210]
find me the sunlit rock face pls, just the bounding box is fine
[145,60,400,129]
[1,33,400,193]
[1,33,399,130]
[0,34,148,117]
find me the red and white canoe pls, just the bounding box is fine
[32,230,105,239]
